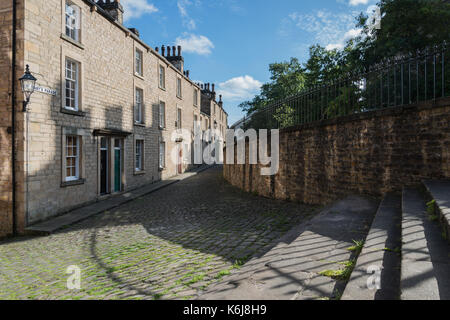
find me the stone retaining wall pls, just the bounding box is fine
[224,99,450,205]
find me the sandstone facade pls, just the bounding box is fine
[0,0,228,237]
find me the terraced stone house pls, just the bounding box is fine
[0,0,228,237]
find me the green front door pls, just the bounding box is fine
[114,140,122,192]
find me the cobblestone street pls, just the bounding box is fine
[0,167,317,300]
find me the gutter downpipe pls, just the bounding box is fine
[11,0,17,236]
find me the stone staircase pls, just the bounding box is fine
[342,180,450,300]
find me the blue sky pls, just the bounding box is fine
[121,0,378,125]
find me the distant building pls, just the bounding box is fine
[0,0,228,237]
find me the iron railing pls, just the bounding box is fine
[233,43,450,130]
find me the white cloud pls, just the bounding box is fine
[349,0,369,6]
[177,0,199,30]
[286,8,368,51]
[217,76,262,101]
[326,27,362,50]
[121,0,158,22]
[175,34,214,55]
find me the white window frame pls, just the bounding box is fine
[159,101,165,129]
[177,78,182,98]
[193,88,199,106]
[65,1,80,42]
[135,139,144,172]
[65,135,80,182]
[159,141,165,169]
[65,58,79,111]
[135,48,143,76]
[135,87,143,124]
[177,107,182,130]
[159,65,165,89]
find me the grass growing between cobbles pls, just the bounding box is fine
[0,168,317,300]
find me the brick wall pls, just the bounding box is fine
[224,100,450,205]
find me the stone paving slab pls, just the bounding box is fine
[199,195,378,300]
[401,188,450,300]
[25,165,213,234]
[341,193,402,300]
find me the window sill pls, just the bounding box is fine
[134,122,146,127]
[159,126,166,131]
[134,73,145,80]
[177,95,183,100]
[61,34,85,50]
[158,167,165,171]
[159,86,166,91]
[61,108,86,117]
[61,179,85,188]
[134,170,146,176]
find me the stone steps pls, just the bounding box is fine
[341,193,402,300]
[342,181,450,300]
[400,188,450,300]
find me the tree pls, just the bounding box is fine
[239,58,306,115]
[353,0,450,67]
[304,45,344,87]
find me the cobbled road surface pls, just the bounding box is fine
[0,166,317,300]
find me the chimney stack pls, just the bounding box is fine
[97,0,124,24]
[163,44,184,72]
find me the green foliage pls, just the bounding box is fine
[273,105,295,129]
[354,0,450,67]
[319,259,356,281]
[426,200,439,221]
[346,239,365,254]
[239,58,306,115]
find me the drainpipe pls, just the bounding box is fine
[11,0,17,235]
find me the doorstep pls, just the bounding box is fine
[25,165,214,235]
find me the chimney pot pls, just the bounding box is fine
[155,47,159,53]
[212,84,215,93]
[161,45,165,56]
[177,45,182,57]
[172,46,176,57]
[167,46,171,57]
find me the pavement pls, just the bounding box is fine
[0,166,317,300]
[199,195,378,300]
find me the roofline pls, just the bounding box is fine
[81,0,201,90]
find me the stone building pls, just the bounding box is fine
[0,0,228,237]
[199,83,228,139]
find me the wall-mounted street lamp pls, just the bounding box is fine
[214,120,218,129]
[19,65,37,112]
